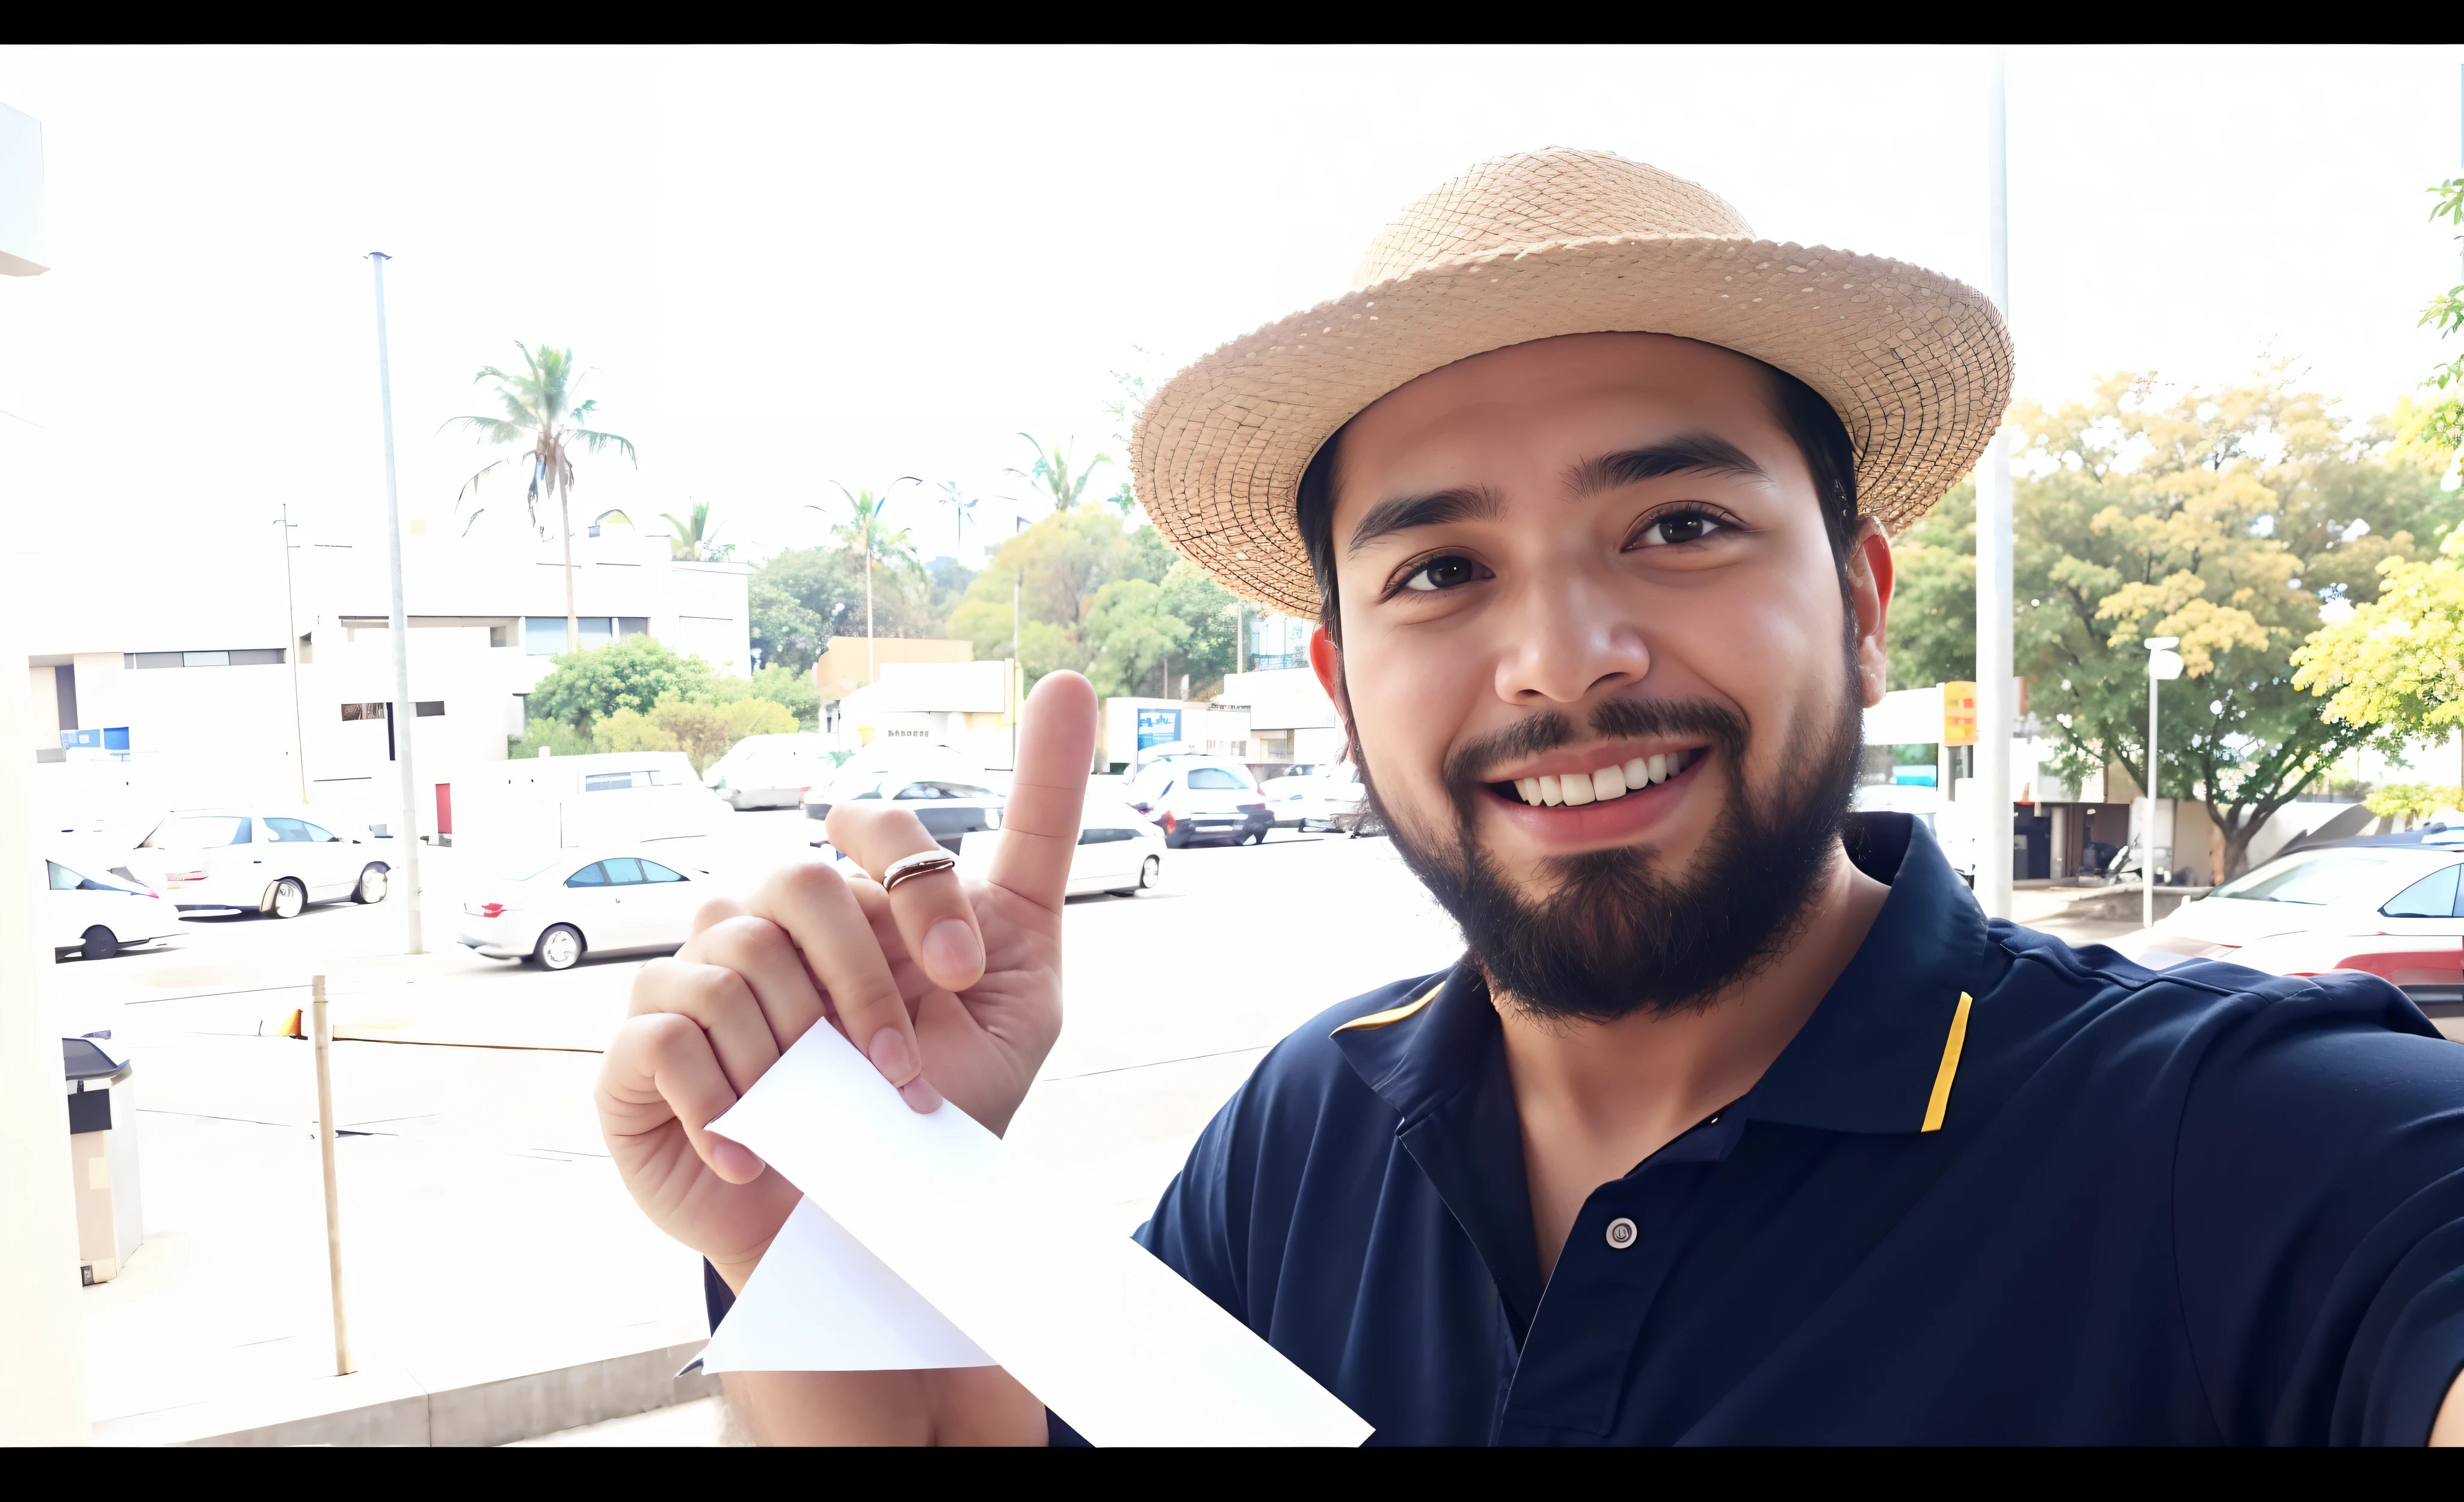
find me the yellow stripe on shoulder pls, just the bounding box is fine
[1332,980,1446,1034]
[1920,991,1974,1133]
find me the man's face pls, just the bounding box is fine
[1318,333,1894,1018]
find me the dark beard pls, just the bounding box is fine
[1358,659,1865,1024]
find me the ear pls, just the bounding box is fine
[1308,625,1354,737]
[1847,519,1894,709]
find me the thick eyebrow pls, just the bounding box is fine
[1566,434,1767,497]
[1343,484,1506,557]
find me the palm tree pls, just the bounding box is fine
[1005,433,1111,513]
[806,477,921,684]
[442,343,636,652]
[937,480,980,560]
[659,499,733,561]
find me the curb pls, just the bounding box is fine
[93,1340,716,1447]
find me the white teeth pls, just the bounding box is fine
[1516,752,1698,808]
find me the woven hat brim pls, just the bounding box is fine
[1132,233,2013,622]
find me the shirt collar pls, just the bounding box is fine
[1739,811,1998,1134]
[1333,812,1992,1140]
[1326,813,1991,1334]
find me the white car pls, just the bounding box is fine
[1258,762,1366,832]
[704,734,836,811]
[457,848,716,970]
[957,800,1165,898]
[123,809,391,919]
[47,855,182,961]
[1125,756,1272,847]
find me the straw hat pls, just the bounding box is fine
[1132,147,2013,620]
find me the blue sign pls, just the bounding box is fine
[1136,708,1182,752]
[60,729,100,750]
[1893,765,1938,787]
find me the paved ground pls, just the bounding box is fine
[55,809,1462,1441]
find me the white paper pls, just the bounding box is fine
[698,1198,994,1374]
[707,1020,1372,1447]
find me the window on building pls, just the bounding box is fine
[618,617,649,638]
[415,701,445,717]
[340,702,388,721]
[526,618,620,655]
[127,649,287,669]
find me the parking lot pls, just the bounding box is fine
[58,809,1465,1439]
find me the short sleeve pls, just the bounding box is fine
[2173,971,2464,1444]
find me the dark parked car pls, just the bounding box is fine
[805,770,1005,854]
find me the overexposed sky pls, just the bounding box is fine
[3,43,2462,578]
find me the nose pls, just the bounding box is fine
[1492,573,1650,706]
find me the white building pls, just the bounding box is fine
[19,522,749,840]
[1216,667,1345,767]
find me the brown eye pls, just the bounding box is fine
[1401,554,1484,592]
[1636,510,1724,547]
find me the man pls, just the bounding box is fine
[599,149,2464,1444]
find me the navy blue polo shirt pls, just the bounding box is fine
[1117,812,2464,1444]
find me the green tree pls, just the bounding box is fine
[528,635,715,734]
[1006,434,1112,513]
[750,549,863,675]
[660,499,733,561]
[1100,366,1155,517]
[508,717,593,759]
[2291,436,2464,774]
[1084,579,1189,697]
[443,342,637,652]
[947,508,1164,682]
[706,666,822,731]
[808,480,926,679]
[1883,479,1976,691]
[1157,557,1241,697]
[2007,371,2450,878]
[2415,177,2464,452]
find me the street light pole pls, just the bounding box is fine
[2143,635,2184,929]
[1974,49,2017,921]
[367,252,423,954]
[278,505,307,803]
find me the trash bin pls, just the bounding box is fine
[64,1033,143,1285]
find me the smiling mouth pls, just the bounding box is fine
[1486,747,1706,808]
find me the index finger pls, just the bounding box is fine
[988,670,1098,910]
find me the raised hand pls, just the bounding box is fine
[594,671,1100,1288]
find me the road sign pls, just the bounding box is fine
[1136,708,1182,753]
[1942,682,1979,746]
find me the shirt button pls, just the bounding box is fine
[1605,1216,1638,1250]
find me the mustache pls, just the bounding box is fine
[1442,696,1750,806]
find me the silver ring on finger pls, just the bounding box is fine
[881,849,959,893]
